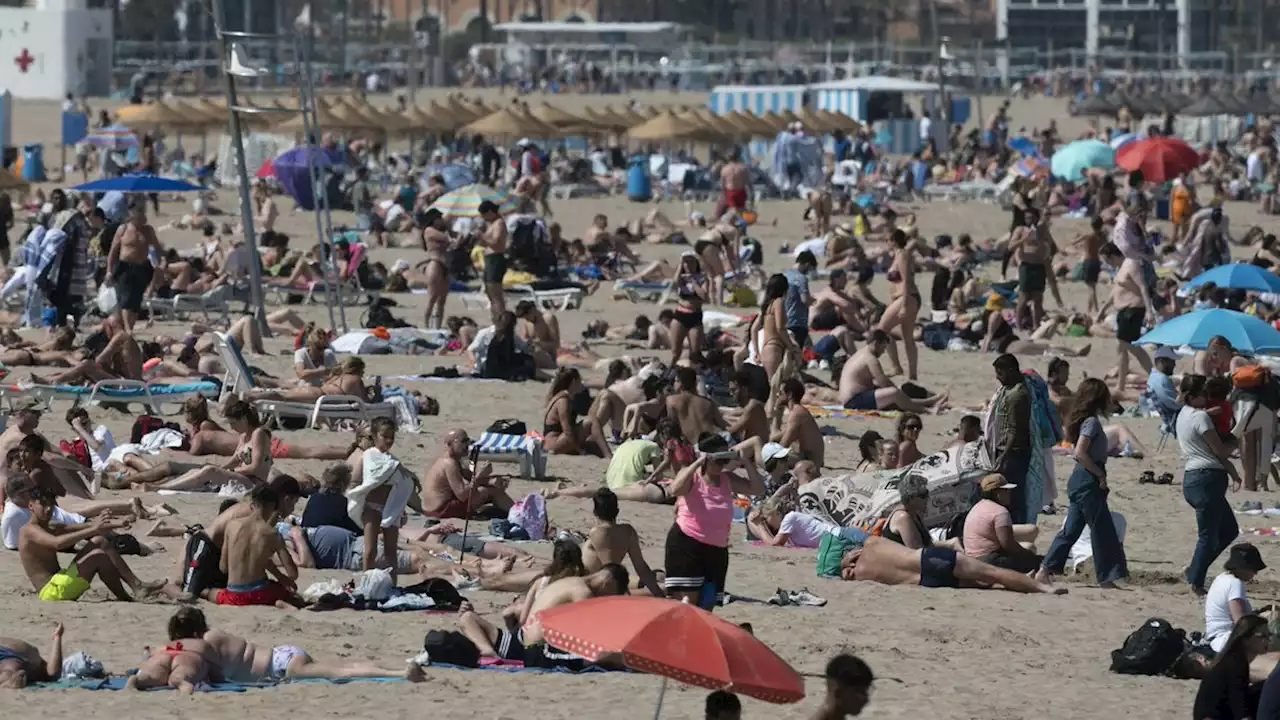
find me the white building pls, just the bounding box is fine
[0,0,114,100]
[996,0,1200,68]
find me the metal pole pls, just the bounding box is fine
[975,39,985,131]
[297,32,341,333]
[211,0,272,339]
[928,0,949,128]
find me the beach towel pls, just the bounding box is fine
[347,447,415,528]
[796,440,992,530]
[983,371,1057,523]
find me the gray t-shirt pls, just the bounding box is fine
[305,526,357,570]
[782,268,810,329]
[1079,417,1108,469]
[1176,406,1223,471]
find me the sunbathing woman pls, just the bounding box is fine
[245,357,369,403]
[443,316,479,355]
[30,321,143,385]
[979,294,1091,357]
[420,208,452,329]
[542,368,612,460]
[182,396,347,461]
[148,400,272,492]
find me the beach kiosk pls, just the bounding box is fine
[809,76,971,155]
[707,84,810,160]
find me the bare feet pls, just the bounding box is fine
[405,662,427,682]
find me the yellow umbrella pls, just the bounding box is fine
[115,101,208,130]
[0,168,28,191]
[464,107,560,138]
[628,111,726,142]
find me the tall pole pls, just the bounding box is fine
[975,39,985,133]
[928,0,949,128]
[211,0,272,338]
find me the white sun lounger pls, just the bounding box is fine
[459,285,584,312]
[474,431,546,480]
[0,379,218,414]
[146,286,231,325]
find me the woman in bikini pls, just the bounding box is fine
[420,208,451,329]
[545,419,689,505]
[896,413,925,466]
[246,357,369,403]
[155,400,272,492]
[750,273,801,387]
[542,368,612,459]
[693,223,736,305]
[184,395,347,461]
[0,326,77,367]
[879,228,922,380]
[855,431,883,473]
[668,253,711,368]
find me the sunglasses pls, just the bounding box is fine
[905,424,923,431]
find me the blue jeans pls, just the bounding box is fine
[1041,465,1128,584]
[1000,451,1033,525]
[1183,467,1239,589]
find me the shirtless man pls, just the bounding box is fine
[835,330,948,413]
[457,564,630,669]
[1008,207,1050,329]
[18,485,163,602]
[582,488,664,596]
[1098,242,1154,395]
[0,400,47,492]
[515,299,560,367]
[773,378,825,469]
[810,269,868,334]
[0,623,61,689]
[31,316,144,385]
[840,536,1064,594]
[718,149,751,218]
[477,200,508,322]
[106,202,163,331]
[1071,216,1105,314]
[666,366,726,442]
[725,369,770,446]
[584,214,637,264]
[212,484,304,609]
[421,428,515,519]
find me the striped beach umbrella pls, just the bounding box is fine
[1012,156,1048,178]
[428,183,519,218]
[1110,132,1138,151]
[82,124,140,149]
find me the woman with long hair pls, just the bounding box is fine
[246,357,368,403]
[669,253,711,367]
[1035,378,1128,587]
[1192,614,1269,720]
[419,208,452,329]
[855,431,883,473]
[156,400,272,491]
[1177,374,1244,595]
[895,413,924,467]
[542,368,612,459]
[878,229,921,380]
[749,273,799,386]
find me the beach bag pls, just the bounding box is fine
[486,419,527,436]
[352,568,394,602]
[507,493,548,540]
[816,534,856,578]
[362,298,410,329]
[423,630,480,668]
[59,438,91,468]
[1233,365,1270,390]
[1109,618,1187,676]
[400,578,465,611]
[920,323,953,351]
[130,415,181,444]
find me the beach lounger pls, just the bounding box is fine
[612,280,672,303]
[146,286,231,325]
[474,431,546,480]
[460,285,584,312]
[0,379,218,414]
[213,332,395,429]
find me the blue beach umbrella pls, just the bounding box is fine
[1050,139,1116,181]
[1006,136,1039,157]
[73,173,204,193]
[423,163,477,192]
[1184,263,1280,295]
[1136,309,1280,354]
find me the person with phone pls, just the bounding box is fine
[662,436,763,610]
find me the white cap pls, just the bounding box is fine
[761,442,791,462]
[517,138,531,147]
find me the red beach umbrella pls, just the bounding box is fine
[1116,137,1201,183]
[255,157,276,180]
[538,596,805,714]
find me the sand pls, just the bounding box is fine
[0,90,1260,718]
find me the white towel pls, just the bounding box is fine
[346,447,415,529]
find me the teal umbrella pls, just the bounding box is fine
[1050,139,1116,181]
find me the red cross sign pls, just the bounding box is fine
[15,49,34,73]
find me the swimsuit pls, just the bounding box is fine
[843,390,878,411]
[269,645,308,680]
[1018,262,1047,295]
[113,259,154,313]
[483,253,508,284]
[215,579,292,606]
[0,647,25,664]
[919,546,960,589]
[424,497,470,519]
[39,564,91,602]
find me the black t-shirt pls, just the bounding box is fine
[301,492,360,534]
[1193,652,1255,720]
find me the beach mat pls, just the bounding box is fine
[805,405,903,420]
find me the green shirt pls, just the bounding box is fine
[605,439,661,490]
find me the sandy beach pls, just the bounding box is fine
[0,90,1266,719]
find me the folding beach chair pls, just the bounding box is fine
[473,431,546,480]
[146,286,231,325]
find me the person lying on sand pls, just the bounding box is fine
[208,484,306,609]
[0,623,62,689]
[30,317,143,386]
[18,484,170,602]
[839,536,1065,594]
[421,429,514,519]
[457,564,630,670]
[127,625,221,693]
[807,330,949,413]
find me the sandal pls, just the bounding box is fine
[1139,470,1155,485]
[1157,472,1174,485]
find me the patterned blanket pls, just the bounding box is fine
[796,441,993,530]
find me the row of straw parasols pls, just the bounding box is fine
[1072,88,1280,118]
[112,95,859,141]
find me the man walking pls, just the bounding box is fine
[990,354,1033,524]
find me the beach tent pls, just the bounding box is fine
[274,146,344,211]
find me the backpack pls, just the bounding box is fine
[59,438,91,468]
[130,415,184,445]
[1109,618,1188,676]
[362,297,411,329]
[485,419,527,436]
[422,630,481,668]
[400,578,465,611]
[1232,364,1270,390]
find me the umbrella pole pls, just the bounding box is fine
[651,676,668,720]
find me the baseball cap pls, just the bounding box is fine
[980,473,1017,493]
[761,442,791,462]
[1154,346,1178,363]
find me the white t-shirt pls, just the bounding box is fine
[2,501,87,550]
[919,116,933,142]
[88,425,115,472]
[293,347,337,386]
[1205,572,1250,652]
[1247,152,1264,183]
[778,511,833,548]
[1176,406,1223,471]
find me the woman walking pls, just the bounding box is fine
[1035,378,1128,587]
[1176,374,1243,595]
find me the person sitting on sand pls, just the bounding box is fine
[18,485,167,602]
[827,330,949,413]
[979,294,1092,357]
[667,366,727,442]
[854,432,882,473]
[210,484,305,609]
[515,299,561,369]
[580,488,665,596]
[127,618,221,693]
[1193,614,1270,720]
[772,377,825,469]
[421,428,515,519]
[0,623,62,688]
[542,368,612,459]
[723,369,770,446]
[148,400,272,492]
[839,536,1064,594]
[546,419,690,505]
[2,468,169,551]
[293,327,336,386]
[812,653,875,719]
[1203,543,1268,654]
[962,473,1042,574]
[457,564,630,670]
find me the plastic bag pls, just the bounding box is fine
[96,283,118,315]
[352,567,394,601]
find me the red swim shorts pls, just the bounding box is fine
[215,581,292,606]
[724,188,748,210]
[424,497,469,519]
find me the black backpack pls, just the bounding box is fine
[362,297,411,329]
[400,578,465,612]
[1109,617,1188,676]
[486,418,527,436]
[423,630,481,668]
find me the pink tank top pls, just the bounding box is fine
[675,470,733,548]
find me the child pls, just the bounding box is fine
[1205,375,1236,448]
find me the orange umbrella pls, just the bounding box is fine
[538,596,805,706]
